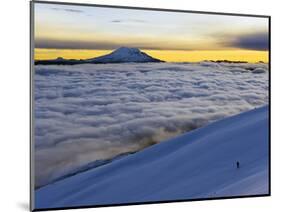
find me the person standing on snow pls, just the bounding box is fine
[236,161,240,169]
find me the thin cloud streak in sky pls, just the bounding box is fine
[229,32,269,51]
[34,39,195,51]
[35,31,269,51]
[51,7,84,13]
[111,19,147,23]
[35,39,122,50]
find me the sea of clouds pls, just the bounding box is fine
[34,62,268,188]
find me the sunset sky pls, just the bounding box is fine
[34,3,269,62]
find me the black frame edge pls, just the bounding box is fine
[30,1,35,211]
[268,16,271,196]
[32,194,271,212]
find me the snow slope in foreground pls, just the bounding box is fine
[35,105,269,209]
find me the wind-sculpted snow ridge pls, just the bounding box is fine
[35,105,269,209]
[34,62,268,188]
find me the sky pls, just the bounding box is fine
[34,2,269,62]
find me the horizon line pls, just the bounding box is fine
[34,47,269,63]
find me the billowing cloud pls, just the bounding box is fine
[34,62,268,188]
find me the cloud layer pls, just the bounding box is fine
[35,31,269,51]
[228,32,269,50]
[34,62,269,188]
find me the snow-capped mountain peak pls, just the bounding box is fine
[113,47,142,55]
[35,47,164,65]
[87,47,164,63]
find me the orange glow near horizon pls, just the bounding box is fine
[146,50,268,63]
[35,48,110,60]
[35,48,268,63]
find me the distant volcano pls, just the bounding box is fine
[86,47,164,63]
[35,47,164,65]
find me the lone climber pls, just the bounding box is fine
[236,161,240,169]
